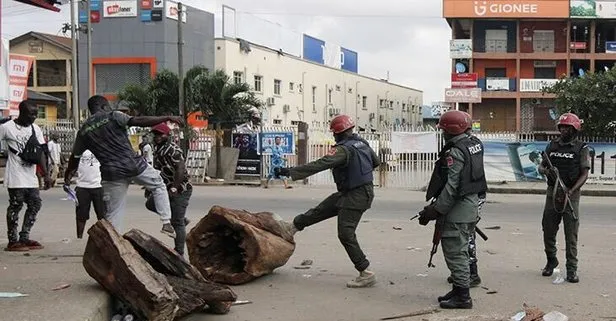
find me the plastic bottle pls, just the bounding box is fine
[123,314,134,321]
[552,268,565,284]
[543,311,569,321]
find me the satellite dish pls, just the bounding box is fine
[455,62,467,73]
[548,108,559,120]
[578,68,585,76]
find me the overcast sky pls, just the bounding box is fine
[2,0,451,104]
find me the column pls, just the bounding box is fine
[590,20,596,73]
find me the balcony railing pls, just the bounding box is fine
[519,79,559,92]
[478,78,517,91]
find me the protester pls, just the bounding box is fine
[74,149,106,239]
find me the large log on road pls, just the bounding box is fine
[124,229,237,316]
[186,205,296,285]
[82,220,179,321]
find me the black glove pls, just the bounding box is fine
[275,167,291,177]
[418,205,441,226]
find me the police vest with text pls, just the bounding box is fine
[546,139,585,188]
[425,136,487,200]
[332,135,374,192]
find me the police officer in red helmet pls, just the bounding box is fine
[538,112,589,284]
[418,110,486,309]
[276,114,380,288]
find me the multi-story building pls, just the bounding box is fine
[214,37,423,129]
[443,0,616,132]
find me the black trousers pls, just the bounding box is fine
[7,188,42,243]
[76,187,106,221]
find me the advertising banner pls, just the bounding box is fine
[153,0,163,8]
[260,132,295,155]
[571,0,616,18]
[519,79,559,92]
[0,39,9,110]
[391,132,439,154]
[8,54,35,115]
[444,88,482,103]
[450,39,473,58]
[166,0,187,23]
[103,0,138,18]
[606,41,616,53]
[232,133,261,176]
[483,140,616,184]
[451,73,478,88]
[443,0,570,18]
[341,47,358,73]
[302,34,358,72]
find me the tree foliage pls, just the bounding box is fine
[543,66,616,137]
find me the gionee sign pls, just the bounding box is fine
[443,0,570,18]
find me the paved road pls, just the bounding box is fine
[1,185,615,321]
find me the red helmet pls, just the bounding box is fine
[557,113,581,131]
[462,111,472,130]
[438,110,469,135]
[330,114,355,134]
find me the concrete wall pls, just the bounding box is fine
[215,38,423,129]
[77,1,215,110]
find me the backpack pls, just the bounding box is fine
[9,125,43,165]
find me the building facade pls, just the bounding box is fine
[77,0,215,109]
[9,32,72,120]
[215,38,423,129]
[443,0,616,132]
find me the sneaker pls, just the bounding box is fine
[161,223,176,239]
[4,242,30,252]
[346,270,376,288]
[21,239,44,250]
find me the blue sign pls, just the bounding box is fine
[141,10,152,22]
[341,47,358,73]
[90,0,101,11]
[260,132,295,155]
[79,10,88,23]
[303,34,325,65]
[606,41,616,53]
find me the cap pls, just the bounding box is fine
[151,122,171,135]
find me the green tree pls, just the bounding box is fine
[544,66,616,137]
[118,84,151,116]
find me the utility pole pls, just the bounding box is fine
[70,0,80,128]
[87,0,92,103]
[177,2,186,153]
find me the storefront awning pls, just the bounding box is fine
[13,0,61,12]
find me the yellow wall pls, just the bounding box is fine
[33,102,58,123]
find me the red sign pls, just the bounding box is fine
[8,54,35,115]
[570,42,587,50]
[451,73,478,88]
[141,0,152,9]
[90,10,100,23]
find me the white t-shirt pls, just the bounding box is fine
[76,150,102,188]
[142,144,153,164]
[48,140,61,164]
[0,120,46,188]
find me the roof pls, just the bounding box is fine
[27,90,65,103]
[10,31,71,52]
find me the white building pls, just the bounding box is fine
[214,38,423,130]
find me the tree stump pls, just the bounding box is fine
[82,219,179,321]
[124,229,237,316]
[186,205,296,285]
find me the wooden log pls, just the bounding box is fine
[123,229,237,317]
[186,205,296,285]
[82,219,179,321]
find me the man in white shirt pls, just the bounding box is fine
[0,101,51,252]
[74,149,106,238]
[47,133,61,187]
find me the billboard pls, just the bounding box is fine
[103,0,138,18]
[444,88,482,103]
[302,34,358,73]
[451,73,478,88]
[450,39,472,58]
[443,0,570,18]
[0,39,8,110]
[571,0,616,18]
[8,54,35,115]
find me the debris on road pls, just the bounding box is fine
[392,226,402,230]
[293,266,310,270]
[231,300,253,306]
[380,308,439,320]
[0,292,29,298]
[416,274,428,277]
[485,226,501,230]
[83,220,237,321]
[542,311,569,321]
[186,206,295,285]
[486,290,498,294]
[300,259,313,266]
[51,283,71,291]
[485,250,497,255]
[510,303,544,321]
[406,247,422,251]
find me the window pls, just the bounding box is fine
[534,67,556,78]
[389,101,394,110]
[291,120,301,126]
[254,75,262,92]
[289,82,294,92]
[485,68,507,78]
[37,105,46,119]
[402,103,406,111]
[533,30,555,53]
[233,71,243,85]
[362,96,367,109]
[37,60,67,87]
[312,86,317,112]
[328,88,333,104]
[379,99,385,108]
[273,119,282,124]
[485,29,507,53]
[274,79,281,95]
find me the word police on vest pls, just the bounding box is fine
[468,143,483,155]
[550,152,575,159]
[237,165,258,171]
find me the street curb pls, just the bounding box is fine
[487,186,616,197]
[86,294,113,321]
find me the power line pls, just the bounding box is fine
[236,11,445,19]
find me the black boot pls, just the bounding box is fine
[439,286,473,309]
[469,262,481,287]
[542,257,559,276]
[566,271,579,283]
[438,288,454,302]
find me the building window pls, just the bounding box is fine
[291,120,301,126]
[389,101,394,110]
[37,60,67,87]
[328,88,333,104]
[485,68,507,78]
[274,79,281,95]
[289,82,294,92]
[485,29,507,53]
[312,86,317,112]
[273,119,282,124]
[233,71,243,85]
[379,99,385,108]
[533,30,555,53]
[37,105,46,119]
[402,103,406,111]
[254,75,262,92]
[362,96,367,109]
[534,67,556,79]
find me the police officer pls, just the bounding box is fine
[445,112,486,288]
[418,110,486,309]
[538,113,589,283]
[276,114,380,288]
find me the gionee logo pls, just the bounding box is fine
[473,1,539,16]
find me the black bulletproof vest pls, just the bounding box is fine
[466,135,488,195]
[546,139,585,188]
[332,135,375,192]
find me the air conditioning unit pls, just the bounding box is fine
[369,112,375,120]
[283,104,291,113]
[532,98,542,105]
[267,97,275,106]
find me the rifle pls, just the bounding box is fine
[541,151,576,218]
[428,215,444,268]
[412,209,488,242]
